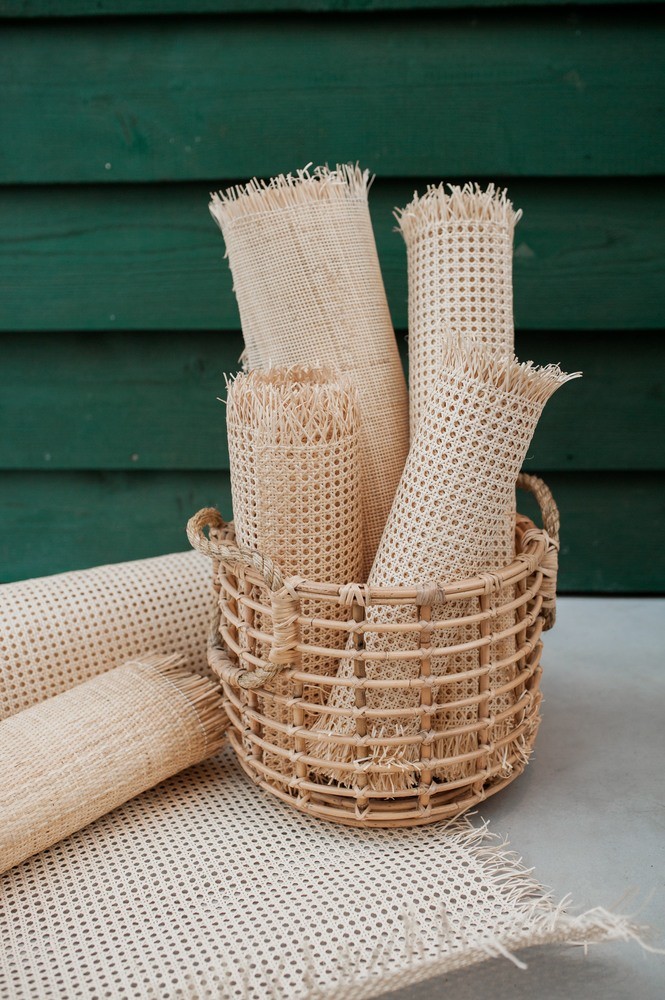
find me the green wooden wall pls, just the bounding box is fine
[1,1,663,590]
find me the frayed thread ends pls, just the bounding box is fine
[209,163,373,230]
[394,181,523,244]
[130,653,228,759]
[436,340,582,407]
[224,366,360,446]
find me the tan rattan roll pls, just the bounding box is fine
[314,348,580,792]
[0,551,213,721]
[395,183,522,439]
[0,654,227,875]
[210,164,409,575]
[225,367,363,773]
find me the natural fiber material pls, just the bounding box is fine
[315,348,579,792]
[226,367,363,773]
[0,655,227,875]
[0,551,213,720]
[210,163,409,574]
[0,746,648,998]
[395,183,522,438]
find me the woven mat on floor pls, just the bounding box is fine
[0,746,642,1000]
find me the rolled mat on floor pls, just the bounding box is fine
[225,366,364,774]
[313,347,580,792]
[0,654,227,875]
[209,163,409,576]
[0,550,213,720]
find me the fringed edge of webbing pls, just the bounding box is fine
[394,181,522,244]
[209,163,372,230]
[129,654,228,759]
[306,818,661,1000]
[224,365,360,446]
[437,341,582,408]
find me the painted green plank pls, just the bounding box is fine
[3,1,657,17]
[1,11,662,182]
[1,330,663,472]
[1,470,662,591]
[1,179,663,333]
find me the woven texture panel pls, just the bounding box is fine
[315,351,578,791]
[0,656,227,875]
[226,368,363,772]
[210,164,409,575]
[0,746,640,999]
[395,183,521,439]
[0,551,213,721]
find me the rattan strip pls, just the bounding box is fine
[312,349,578,793]
[210,164,409,575]
[0,551,213,720]
[225,367,363,775]
[0,655,227,875]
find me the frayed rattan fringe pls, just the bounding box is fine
[224,366,359,445]
[210,163,372,228]
[394,181,522,241]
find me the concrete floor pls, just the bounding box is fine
[390,597,665,999]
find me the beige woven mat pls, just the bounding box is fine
[0,550,212,720]
[0,744,644,999]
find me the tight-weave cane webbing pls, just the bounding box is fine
[210,164,409,575]
[0,655,227,875]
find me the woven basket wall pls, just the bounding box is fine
[188,474,559,828]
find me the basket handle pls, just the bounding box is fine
[186,507,286,593]
[187,508,302,685]
[517,473,559,630]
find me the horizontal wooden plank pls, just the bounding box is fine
[3,1,657,18]
[0,10,662,182]
[1,179,663,333]
[1,330,663,472]
[1,471,662,591]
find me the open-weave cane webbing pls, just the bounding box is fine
[210,164,409,575]
[396,185,523,765]
[315,350,579,792]
[395,183,522,439]
[0,745,644,999]
[226,368,363,773]
[0,551,213,721]
[0,655,227,876]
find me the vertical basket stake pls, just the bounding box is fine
[417,602,433,810]
[473,593,492,796]
[351,601,369,812]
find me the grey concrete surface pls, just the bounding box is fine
[389,597,665,1000]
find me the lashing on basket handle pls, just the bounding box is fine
[186,508,302,687]
[517,473,559,630]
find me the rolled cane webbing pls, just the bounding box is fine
[0,551,213,721]
[314,349,579,792]
[396,184,523,772]
[226,367,363,773]
[395,183,522,439]
[210,164,409,575]
[0,655,227,875]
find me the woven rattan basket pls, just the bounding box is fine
[187,474,559,828]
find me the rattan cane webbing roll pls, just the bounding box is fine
[0,654,227,875]
[226,367,363,774]
[314,349,579,792]
[210,164,409,575]
[0,551,212,721]
[395,183,522,439]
